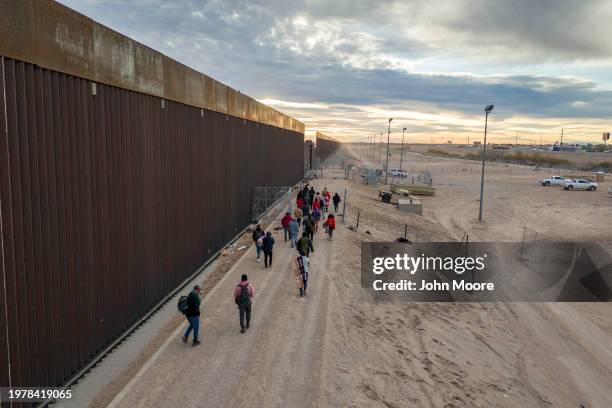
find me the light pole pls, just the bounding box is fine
[400,127,406,171]
[372,134,376,161]
[478,105,494,222]
[383,118,393,185]
[378,132,383,164]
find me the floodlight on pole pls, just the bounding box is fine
[478,104,494,222]
[400,127,407,171]
[384,118,393,185]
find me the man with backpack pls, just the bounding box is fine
[181,285,203,346]
[296,232,314,257]
[262,231,275,268]
[252,224,264,262]
[234,274,255,333]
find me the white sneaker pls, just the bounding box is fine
[257,258,260,262]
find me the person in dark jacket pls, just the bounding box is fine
[303,215,315,241]
[182,285,203,346]
[262,231,275,268]
[301,202,311,218]
[252,224,264,262]
[332,192,341,212]
[234,274,255,333]
[296,232,314,256]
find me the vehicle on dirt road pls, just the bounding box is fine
[540,175,566,186]
[388,168,408,178]
[563,179,598,191]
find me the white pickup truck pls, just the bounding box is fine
[540,175,566,186]
[563,179,598,191]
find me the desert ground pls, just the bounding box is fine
[91,144,611,408]
[402,143,611,169]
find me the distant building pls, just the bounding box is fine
[473,141,481,146]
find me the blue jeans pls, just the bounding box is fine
[184,316,200,340]
[283,226,289,241]
[256,245,262,259]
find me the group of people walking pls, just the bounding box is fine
[289,184,340,297]
[179,184,342,344]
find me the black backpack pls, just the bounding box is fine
[177,295,189,314]
[235,284,251,306]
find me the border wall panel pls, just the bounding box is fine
[0,57,304,388]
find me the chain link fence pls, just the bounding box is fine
[251,186,290,222]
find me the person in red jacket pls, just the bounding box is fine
[281,212,292,242]
[296,196,304,210]
[323,214,336,241]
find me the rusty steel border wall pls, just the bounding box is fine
[0,53,304,391]
[304,140,315,172]
[0,0,304,133]
[315,131,341,159]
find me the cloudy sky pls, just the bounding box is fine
[60,0,612,144]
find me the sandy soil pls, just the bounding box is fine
[401,143,612,168]
[104,145,611,408]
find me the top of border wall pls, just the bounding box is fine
[316,131,339,142]
[0,0,305,133]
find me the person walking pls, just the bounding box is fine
[182,285,203,346]
[303,214,315,241]
[301,198,311,217]
[323,213,336,240]
[312,194,321,211]
[312,206,322,233]
[296,254,310,297]
[262,231,275,268]
[288,217,299,248]
[281,212,292,242]
[296,232,314,256]
[252,225,264,262]
[234,274,255,333]
[323,192,330,213]
[293,206,303,227]
[332,193,341,213]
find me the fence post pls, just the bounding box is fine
[288,186,292,214]
[342,188,347,224]
[356,211,360,230]
[520,225,526,260]
[404,224,407,238]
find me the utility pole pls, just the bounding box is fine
[560,128,564,146]
[378,132,383,164]
[515,131,519,146]
[540,132,543,146]
[384,118,393,185]
[372,134,376,161]
[479,105,494,222]
[400,127,406,171]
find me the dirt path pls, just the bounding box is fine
[109,197,339,408]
